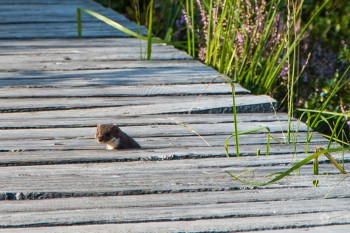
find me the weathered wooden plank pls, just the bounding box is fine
[0,38,162,48]
[0,40,180,55]
[0,218,349,233]
[0,132,328,151]
[0,121,308,140]
[0,59,214,77]
[0,47,188,63]
[0,68,217,83]
[0,143,342,168]
[0,159,348,200]
[0,9,131,25]
[0,25,138,39]
[0,40,177,65]
[0,113,296,128]
[0,43,182,55]
[0,94,269,113]
[0,4,131,23]
[0,28,129,39]
[0,57,206,73]
[0,119,319,155]
[0,74,220,87]
[0,141,340,166]
[0,0,148,38]
[0,44,186,61]
[0,44,190,59]
[2,188,349,215]
[0,138,330,160]
[3,141,324,157]
[0,95,276,114]
[0,158,348,189]
[0,197,349,228]
[0,49,189,64]
[0,60,210,72]
[0,83,248,98]
[5,221,350,233]
[1,219,350,233]
[0,68,220,86]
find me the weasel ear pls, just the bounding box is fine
[97,123,101,127]
[113,125,120,134]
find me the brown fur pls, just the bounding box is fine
[95,124,141,150]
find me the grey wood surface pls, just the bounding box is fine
[0,0,349,232]
[0,0,147,38]
[2,221,350,233]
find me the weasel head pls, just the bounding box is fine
[95,124,120,149]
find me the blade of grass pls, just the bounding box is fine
[223,77,240,157]
[77,8,82,38]
[185,0,191,56]
[225,126,274,157]
[317,147,347,174]
[132,0,143,60]
[313,155,319,175]
[147,0,154,60]
[205,0,213,64]
[190,0,195,57]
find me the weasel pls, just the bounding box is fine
[95,124,141,150]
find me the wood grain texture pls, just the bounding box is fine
[0,131,328,151]
[0,197,349,228]
[0,95,276,114]
[0,83,248,98]
[0,121,310,140]
[0,145,341,167]
[0,0,147,38]
[0,0,349,232]
[0,159,348,197]
[2,221,350,233]
[0,112,295,126]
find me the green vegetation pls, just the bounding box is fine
[91,0,349,132]
[85,0,349,185]
[227,147,348,187]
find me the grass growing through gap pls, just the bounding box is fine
[225,66,350,186]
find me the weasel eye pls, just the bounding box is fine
[103,133,110,138]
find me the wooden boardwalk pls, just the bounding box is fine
[1,0,349,232]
